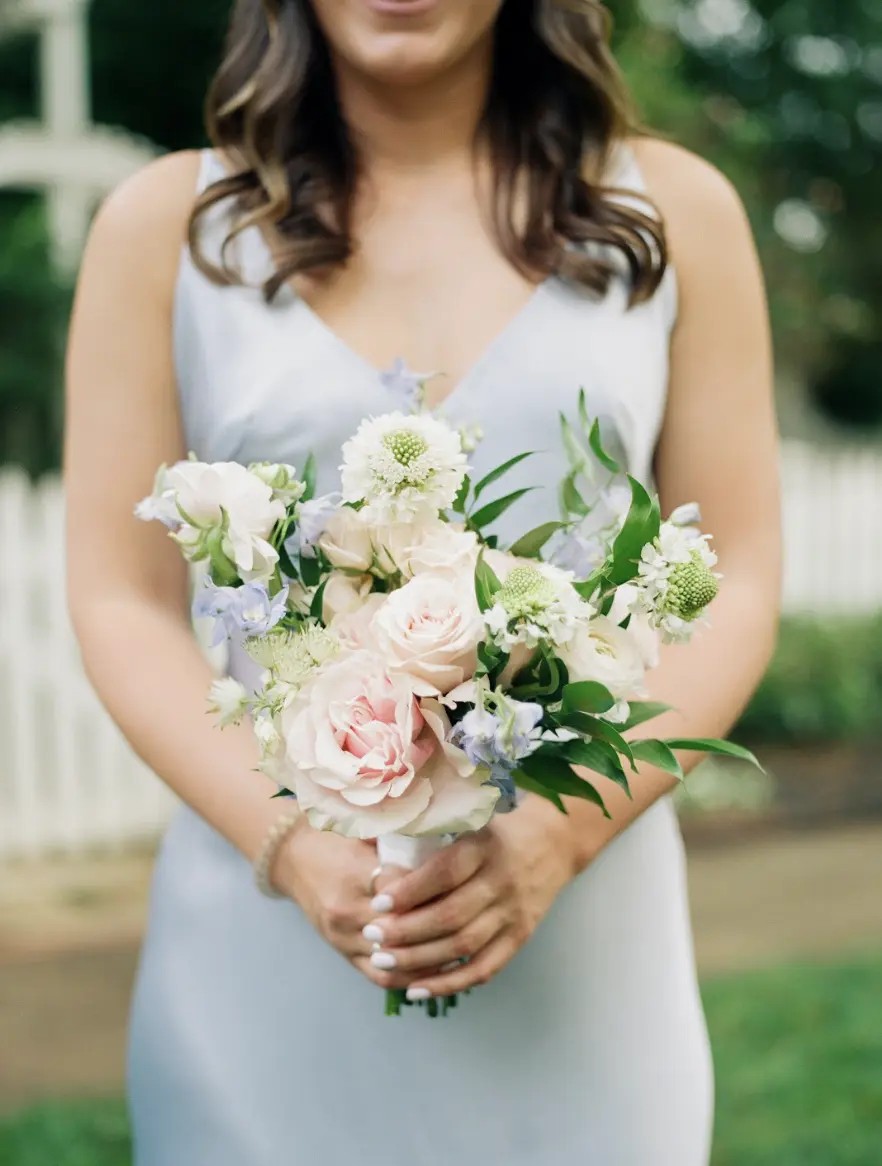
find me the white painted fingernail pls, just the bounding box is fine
[371,893,394,914]
[371,951,398,971]
[362,924,385,944]
[407,987,432,1002]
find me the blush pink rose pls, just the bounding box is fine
[282,651,499,839]
[372,572,484,696]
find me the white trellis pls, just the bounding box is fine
[0,0,159,271]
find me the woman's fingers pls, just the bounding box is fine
[377,835,487,913]
[369,907,505,974]
[403,931,518,999]
[352,955,449,992]
[365,873,497,948]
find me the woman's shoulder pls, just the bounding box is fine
[628,136,750,237]
[627,136,756,285]
[82,150,206,295]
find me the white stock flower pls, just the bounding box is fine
[207,677,250,727]
[340,412,467,523]
[164,460,285,582]
[253,712,293,785]
[372,571,484,696]
[485,560,594,650]
[134,465,181,529]
[557,615,647,699]
[248,462,306,507]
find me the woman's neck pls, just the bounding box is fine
[331,39,494,178]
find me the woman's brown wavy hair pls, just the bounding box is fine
[189,0,667,305]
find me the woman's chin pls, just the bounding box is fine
[346,37,461,86]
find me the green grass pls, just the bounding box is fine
[2,953,881,1166]
[707,951,882,1166]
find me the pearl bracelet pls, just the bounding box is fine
[253,809,303,899]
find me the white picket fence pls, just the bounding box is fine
[1,443,881,861]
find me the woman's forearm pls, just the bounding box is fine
[73,593,284,862]
[535,573,779,874]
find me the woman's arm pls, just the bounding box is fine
[66,152,282,860]
[545,136,781,868]
[369,141,781,999]
[66,153,389,988]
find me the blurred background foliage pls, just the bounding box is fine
[0,0,881,474]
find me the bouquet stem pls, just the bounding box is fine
[375,833,456,1018]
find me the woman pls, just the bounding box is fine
[66,1,780,1162]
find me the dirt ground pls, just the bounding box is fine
[2,821,882,1113]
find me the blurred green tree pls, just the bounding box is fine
[616,0,882,428]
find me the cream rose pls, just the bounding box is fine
[318,507,374,572]
[402,523,479,578]
[320,509,479,581]
[372,572,483,696]
[282,651,498,839]
[557,614,647,699]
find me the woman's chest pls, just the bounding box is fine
[291,217,546,407]
[178,261,672,506]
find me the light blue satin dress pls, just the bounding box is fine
[128,147,713,1165]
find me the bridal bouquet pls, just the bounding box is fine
[137,387,755,1016]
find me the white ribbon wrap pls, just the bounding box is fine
[376,833,452,872]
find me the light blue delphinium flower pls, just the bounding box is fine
[284,492,342,561]
[451,694,543,813]
[192,579,288,645]
[551,480,633,578]
[379,357,432,412]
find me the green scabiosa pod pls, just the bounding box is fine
[663,548,720,622]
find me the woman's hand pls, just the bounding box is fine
[364,798,580,999]
[272,824,394,988]
[271,822,452,992]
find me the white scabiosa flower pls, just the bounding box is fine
[245,625,341,691]
[207,676,251,728]
[485,562,594,650]
[632,521,720,643]
[340,412,467,523]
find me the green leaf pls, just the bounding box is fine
[277,539,299,583]
[560,472,589,518]
[520,753,611,817]
[512,768,566,813]
[299,552,321,589]
[574,571,606,601]
[569,715,635,766]
[561,680,616,716]
[508,521,565,559]
[588,417,622,475]
[512,653,565,700]
[620,701,673,731]
[302,452,317,503]
[630,739,684,780]
[471,488,535,530]
[452,474,471,515]
[560,738,631,797]
[609,476,660,585]
[474,553,503,613]
[560,411,588,471]
[663,739,764,769]
[309,577,329,622]
[473,452,536,500]
[270,788,295,799]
